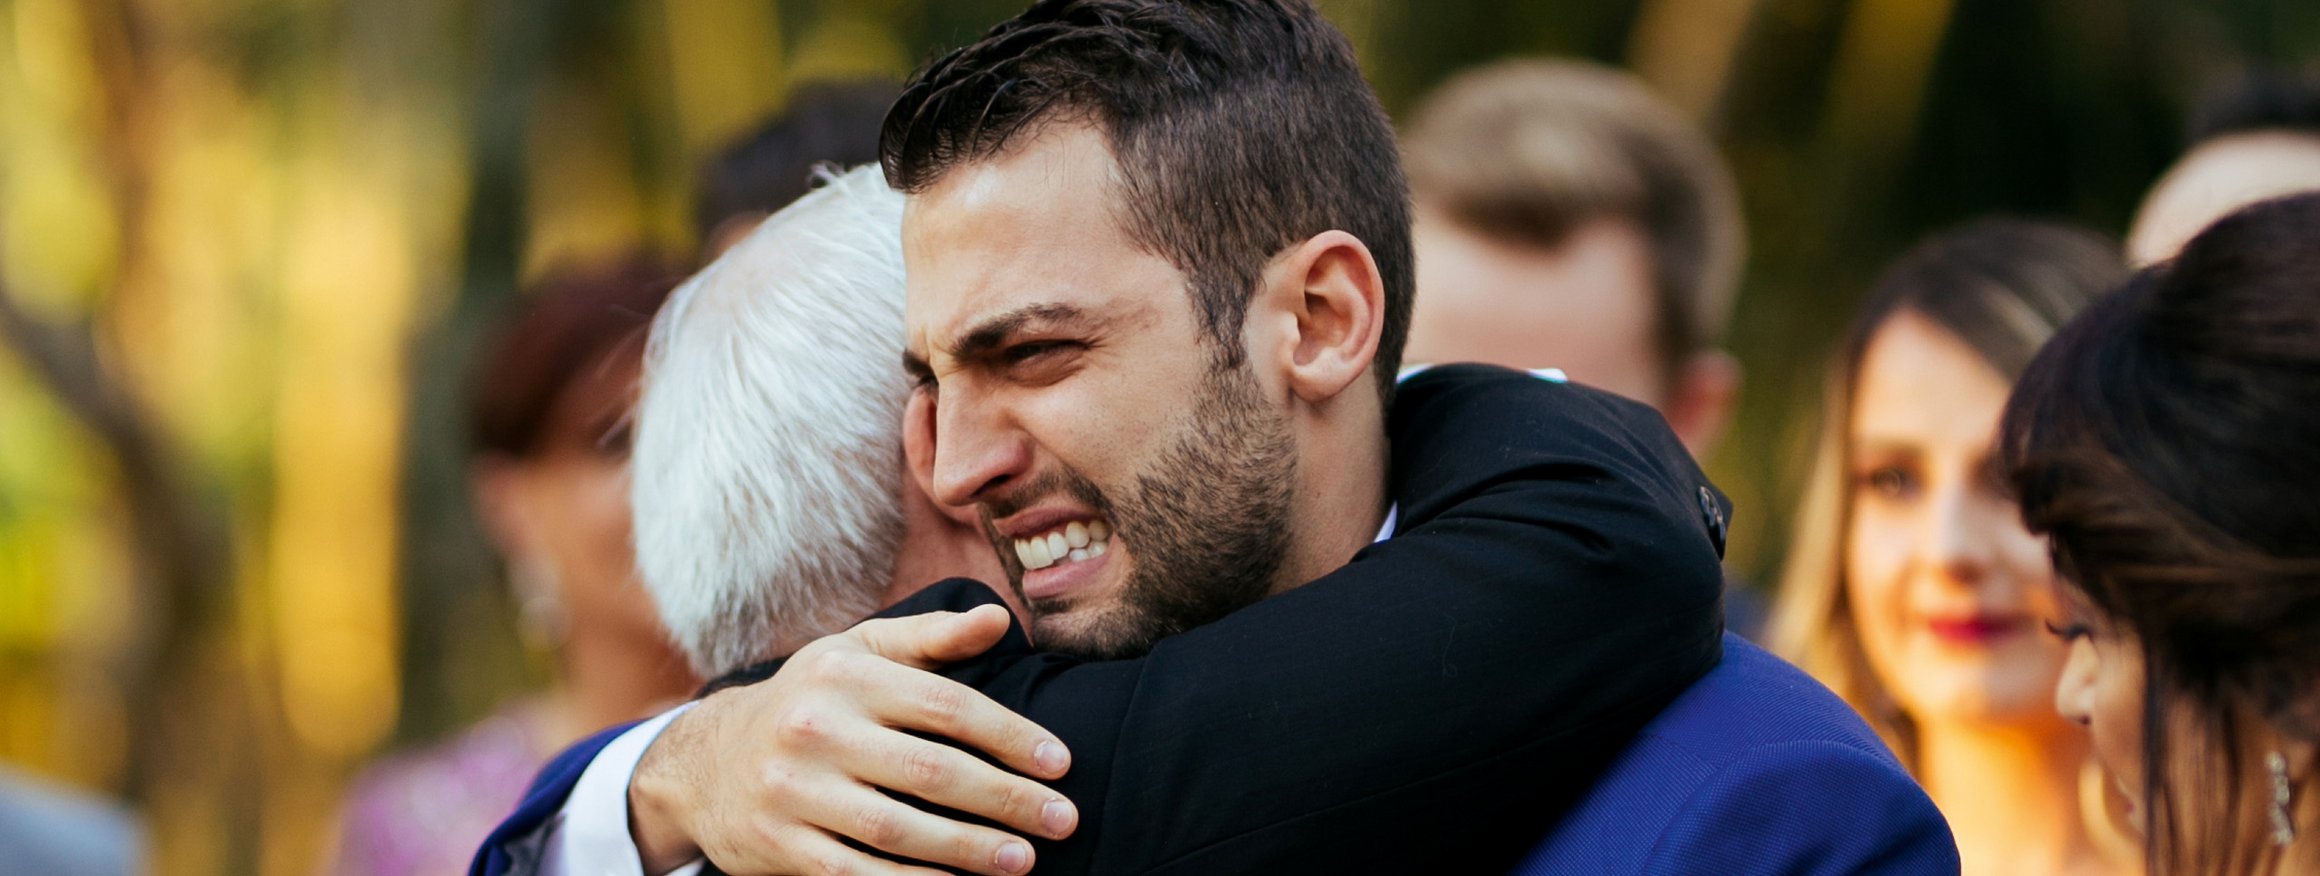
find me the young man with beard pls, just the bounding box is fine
[471,159,1726,876]
[476,2,1949,874]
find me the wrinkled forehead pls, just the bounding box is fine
[899,125,1173,366]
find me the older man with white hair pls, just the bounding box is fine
[630,166,1005,679]
[476,166,1012,872]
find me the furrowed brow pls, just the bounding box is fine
[944,303,1095,363]
[902,349,935,386]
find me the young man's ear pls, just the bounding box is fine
[1259,229,1385,405]
[904,390,984,527]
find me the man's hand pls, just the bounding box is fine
[629,605,1079,875]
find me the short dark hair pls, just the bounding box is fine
[2185,68,2320,146]
[2003,193,2320,875]
[695,79,900,241]
[880,0,1412,401]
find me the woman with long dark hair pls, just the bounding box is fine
[2005,192,2320,874]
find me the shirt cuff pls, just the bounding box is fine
[540,703,704,876]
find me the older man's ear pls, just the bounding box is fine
[897,390,1020,618]
[905,390,984,528]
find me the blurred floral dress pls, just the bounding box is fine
[332,702,549,876]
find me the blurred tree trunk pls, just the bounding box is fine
[393,0,573,744]
[0,0,265,869]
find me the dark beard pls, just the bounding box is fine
[981,360,1296,659]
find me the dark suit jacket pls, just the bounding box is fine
[475,364,1731,875]
[1517,633,1958,874]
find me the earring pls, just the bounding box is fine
[2269,750,2296,848]
[512,555,569,651]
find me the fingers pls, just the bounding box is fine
[712,822,959,876]
[794,646,1073,782]
[780,649,1078,836]
[787,780,1044,876]
[838,729,1078,843]
[711,615,1079,874]
[851,605,1014,668]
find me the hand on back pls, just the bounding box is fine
[628,605,1080,875]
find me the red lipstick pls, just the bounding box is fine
[1926,616,2023,645]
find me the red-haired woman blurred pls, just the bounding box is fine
[332,254,699,876]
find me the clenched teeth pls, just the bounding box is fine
[1015,519,1112,571]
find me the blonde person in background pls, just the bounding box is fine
[1766,220,2139,876]
[330,253,700,876]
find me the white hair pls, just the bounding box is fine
[632,165,909,677]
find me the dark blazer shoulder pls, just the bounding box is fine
[1075,364,1731,872]
[678,364,1736,876]
[1389,364,1729,553]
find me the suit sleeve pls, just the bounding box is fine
[1638,744,1961,875]
[946,365,1729,873]
[468,721,640,876]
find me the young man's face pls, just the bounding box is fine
[901,123,1298,659]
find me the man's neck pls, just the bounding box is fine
[1272,415,1391,596]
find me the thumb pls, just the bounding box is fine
[849,604,1013,669]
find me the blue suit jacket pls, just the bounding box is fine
[1515,634,1959,875]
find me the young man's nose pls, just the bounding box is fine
[932,395,1035,508]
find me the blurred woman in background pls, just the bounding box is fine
[2005,193,2320,875]
[331,253,699,876]
[1767,220,2137,875]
